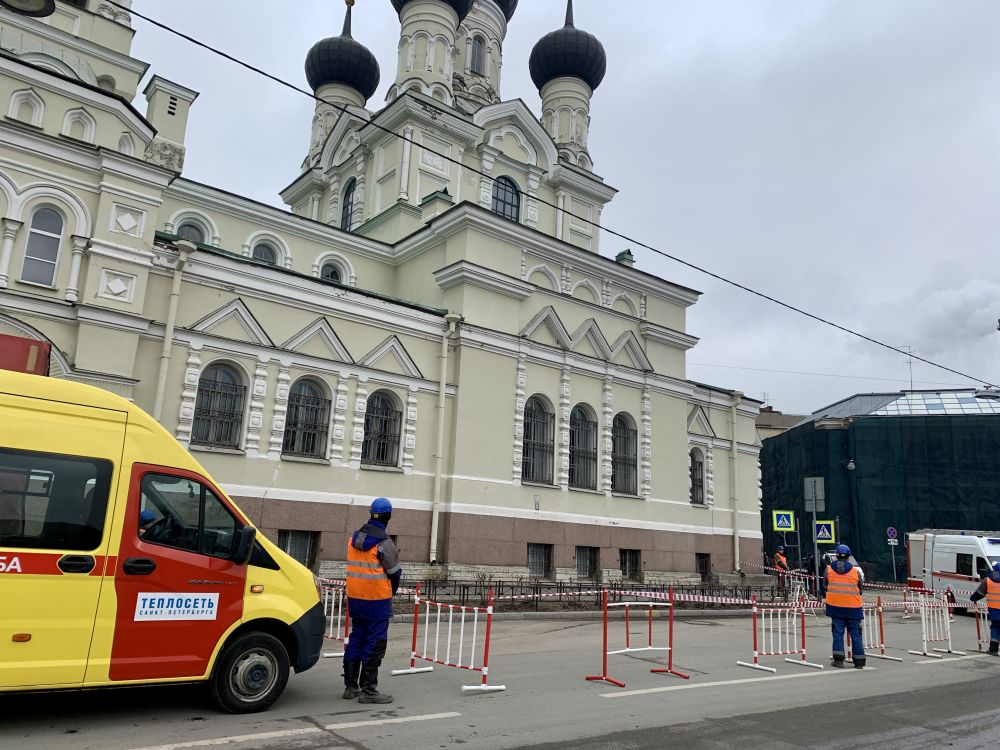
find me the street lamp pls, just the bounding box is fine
[0,0,55,17]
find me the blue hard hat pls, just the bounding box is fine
[370,497,393,515]
[139,509,155,526]
[777,545,784,551]
[836,544,851,557]
[993,562,1000,573]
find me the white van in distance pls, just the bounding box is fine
[907,529,1000,597]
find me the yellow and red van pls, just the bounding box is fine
[0,370,325,712]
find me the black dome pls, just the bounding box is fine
[528,0,606,92]
[489,0,518,21]
[391,0,475,22]
[305,8,380,99]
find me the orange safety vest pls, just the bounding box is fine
[826,566,862,609]
[346,540,392,601]
[774,553,788,571]
[987,577,1000,612]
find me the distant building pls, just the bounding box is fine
[760,389,1000,580]
[756,405,806,442]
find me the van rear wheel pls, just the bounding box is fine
[210,632,290,713]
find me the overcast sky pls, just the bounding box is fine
[129,0,1000,414]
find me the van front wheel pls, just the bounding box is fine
[210,632,290,713]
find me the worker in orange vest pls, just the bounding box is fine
[970,561,1000,655]
[343,497,402,703]
[774,545,790,596]
[822,544,865,668]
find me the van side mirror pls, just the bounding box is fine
[230,526,257,565]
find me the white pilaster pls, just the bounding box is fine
[267,365,291,459]
[64,235,88,303]
[558,365,571,491]
[245,358,269,457]
[0,218,23,288]
[641,383,652,499]
[330,376,349,465]
[175,344,202,445]
[402,387,418,474]
[601,375,613,495]
[511,354,526,483]
[398,125,413,201]
[349,377,369,469]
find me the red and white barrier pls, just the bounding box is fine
[846,597,902,662]
[907,593,965,658]
[974,605,994,652]
[585,589,689,688]
[321,585,350,659]
[391,583,504,692]
[737,596,824,672]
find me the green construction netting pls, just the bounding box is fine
[760,415,1000,581]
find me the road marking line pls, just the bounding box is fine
[915,654,988,664]
[127,712,462,750]
[601,667,874,698]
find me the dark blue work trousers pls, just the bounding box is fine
[830,616,864,658]
[344,616,389,665]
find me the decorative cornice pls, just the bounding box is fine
[433,260,533,300]
[639,321,699,351]
[364,92,481,146]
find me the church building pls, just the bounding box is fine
[0,0,764,581]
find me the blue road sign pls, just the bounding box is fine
[815,521,836,544]
[887,526,898,540]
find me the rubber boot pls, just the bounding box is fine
[830,653,845,669]
[359,664,393,704]
[989,641,999,656]
[853,657,867,670]
[342,660,361,699]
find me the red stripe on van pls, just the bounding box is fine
[0,552,111,575]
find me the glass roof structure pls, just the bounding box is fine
[802,390,1000,424]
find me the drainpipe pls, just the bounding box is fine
[429,312,462,564]
[730,391,743,572]
[153,239,194,421]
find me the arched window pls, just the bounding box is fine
[282,379,331,458]
[176,222,205,244]
[362,390,402,467]
[252,242,277,265]
[20,207,63,287]
[612,413,638,495]
[192,363,246,448]
[320,262,342,283]
[340,178,357,231]
[471,36,486,75]
[491,176,521,223]
[521,396,554,484]
[690,448,706,505]
[568,404,598,490]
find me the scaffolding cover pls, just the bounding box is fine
[760,416,1000,580]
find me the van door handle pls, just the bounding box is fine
[58,555,96,574]
[122,558,157,575]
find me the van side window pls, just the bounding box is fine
[977,557,990,578]
[0,448,112,551]
[139,474,238,559]
[956,553,973,576]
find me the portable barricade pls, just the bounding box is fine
[737,596,823,673]
[391,583,505,692]
[907,593,965,658]
[974,605,994,652]
[847,598,902,662]
[585,589,689,688]
[321,585,350,659]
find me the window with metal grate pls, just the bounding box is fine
[569,405,597,490]
[282,380,331,458]
[521,396,554,484]
[191,364,246,448]
[611,413,638,495]
[361,391,402,467]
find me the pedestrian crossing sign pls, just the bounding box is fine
[772,511,795,532]
[816,520,836,544]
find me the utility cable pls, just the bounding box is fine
[107,0,998,388]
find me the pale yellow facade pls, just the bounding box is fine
[0,0,763,582]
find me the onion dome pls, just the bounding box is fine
[528,0,606,92]
[305,6,381,99]
[390,0,475,22]
[489,0,518,21]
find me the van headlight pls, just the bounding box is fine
[313,575,324,601]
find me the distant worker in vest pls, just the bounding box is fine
[969,561,1000,655]
[822,544,865,669]
[343,497,402,703]
[774,545,790,596]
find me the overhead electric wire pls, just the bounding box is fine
[107,0,997,389]
[687,362,973,388]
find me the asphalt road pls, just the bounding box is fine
[2,610,998,750]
